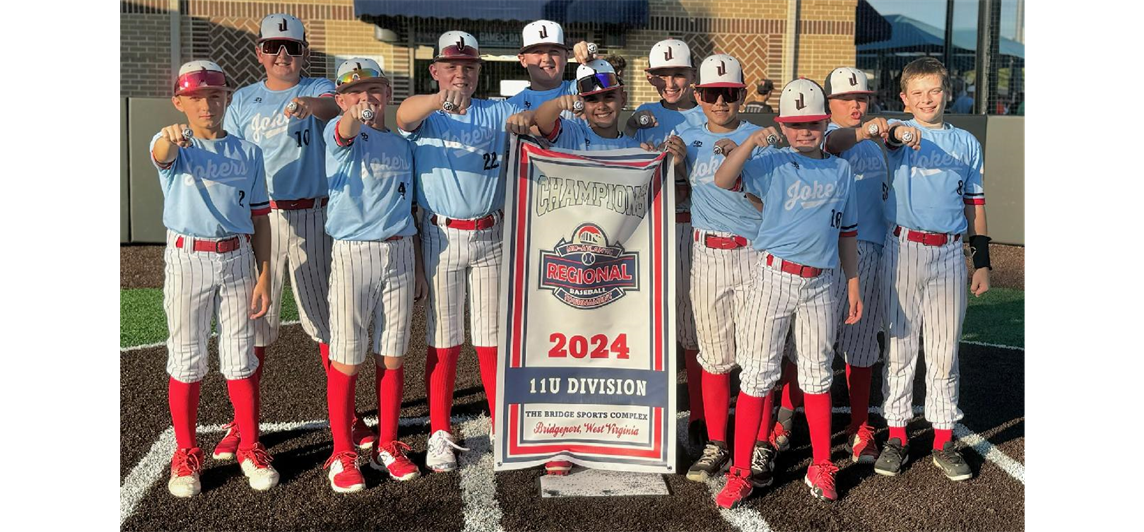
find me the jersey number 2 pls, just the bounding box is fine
[238,190,246,207]
[483,152,500,170]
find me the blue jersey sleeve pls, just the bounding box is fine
[840,167,859,237]
[249,148,270,215]
[963,140,985,205]
[149,132,178,180]
[304,77,336,98]
[740,147,776,197]
[551,118,588,150]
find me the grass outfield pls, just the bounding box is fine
[120,287,1024,349]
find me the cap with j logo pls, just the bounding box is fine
[776,78,830,123]
[824,67,874,98]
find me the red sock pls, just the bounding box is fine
[227,377,260,451]
[475,346,499,427]
[845,364,872,431]
[377,364,404,444]
[933,429,952,450]
[326,366,357,454]
[804,392,833,464]
[889,426,908,443]
[425,346,460,434]
[168,377,201,449]
[757,391,775,441]
[700,370,730,442]
[250,346,266,421]
[733,392,766,470]
[780,359,803,410]
[319,343,331,373]
[683,349,704,422]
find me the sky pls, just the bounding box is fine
[866,0,1022,41]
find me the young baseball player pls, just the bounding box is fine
[711,78,863,506]
[669,54,770,485]
[396,31,525,473]
[764,67,912,464]
[153,60,279,497]
[507,20,576,115]
[528,59,646,151]
[578,37,708,447]
[874,57,990,482]
[320,59,428,493]
[220,14,378,457]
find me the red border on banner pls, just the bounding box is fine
[507,403,664,458]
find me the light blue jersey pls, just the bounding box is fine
[740,148,858,269]
[826,122,888,244]
[548,117,643,151]
[885,119,985,235]
[224,77,337,200]
[633,101,707,147]
[402,99,524,219]
[150,133,270,238]
[679,120,764,239]
[323,120,417,242]
[507,80,578,120]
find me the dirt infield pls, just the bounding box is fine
[120,243,1023,531]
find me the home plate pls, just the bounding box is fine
[540,468,670,497]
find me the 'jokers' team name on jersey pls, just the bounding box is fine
[826,122,887,245]
[679,121,764,239]
[324,121,417,242]
[548,118,644,151]
[632,102,706,147]
[885,119,984,235]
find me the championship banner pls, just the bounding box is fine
[494,136,676,474]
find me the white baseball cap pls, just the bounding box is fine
[521,20,569,52]
[174,60,233,95]
[646,38,692,71]
[335,58,388,93]
[575,59,622,95]
[695,54,746,88]
[259,13,305,43]
[776,78,830,123]
[824,67,873,97]
[436,30,482,62]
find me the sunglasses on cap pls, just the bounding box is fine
[576,72,621,95]
[260,39,305,57]
[336,68,384,87]
[174,69,231,95]
[697,87,745,104]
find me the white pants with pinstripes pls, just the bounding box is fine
[880,228,967,430]
[739,255,843,396]
[255,206,332,347]
[327,238,417,366]
[420,211,502,348]
[834,240,885,368]
[676,221,698,350]
[163,231,260,383]
[690,229,759,374]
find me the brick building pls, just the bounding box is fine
[121,0,858,108]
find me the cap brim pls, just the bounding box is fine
[335,77,390,93]
[827,90,874,98]
[520,43,571,53]
[433,56,484,63]
[176,86,236,96]
[695,82,746,89]
[258,36,306,43]
[579,86,622,96]
[774,114,830,123]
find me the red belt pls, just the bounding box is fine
[695,231,748,250]
[431,210,502,230]
[175,235,249,253]
[270,197,329,210]
[766,254,823,278]
[894,225,960,247]
[385,235,403,241]
[676,212,691,223]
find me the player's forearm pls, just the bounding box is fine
[714,141,753,189]
[251,214,272,279]
[535,100,563,136]
[839,236,859,279]
[965,204,989,237]
[152,138,178,165]
[337,113,363,141]
[824,128,860,156]
[396,95,441,132]
[307,96,341,121]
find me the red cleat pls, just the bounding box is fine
[371,440,421,481]
[847,423,880,464]
[804,461,840,502]
[324,451,366,493]
[715,466,754,509]
[351,417,377,450]
[545,460,573,475]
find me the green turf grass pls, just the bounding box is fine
[120,287,300,348]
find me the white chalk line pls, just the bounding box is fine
[459,414,505,532]
[676,411,774,532]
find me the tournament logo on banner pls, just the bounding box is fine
[495,136,677,473]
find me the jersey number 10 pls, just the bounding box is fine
[293,130,311,147]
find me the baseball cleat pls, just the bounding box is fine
[686,441,730,482]
[426,430,468,473]
[687,419,707,457]
[351,417,377,450]
[324,451,366,493]
[212,421,240,460]
[168,447,204,498]
[932,442,973,481]
[847,424,880,464]
[804,461,840,502]
[874,437,910,476]
[370,440,421,481]
[237,443,280,491]
[715,466,754,509]
[545,460,573,475]
[769,414,793,452]
[749,442,778,488]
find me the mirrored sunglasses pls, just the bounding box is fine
[260,39,305,57]
[697,87,745,104]
[174,69,230,95]
[577,72,621,95]
[336,68,383,87]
